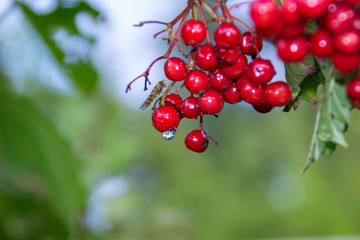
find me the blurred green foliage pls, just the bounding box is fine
[0,1,360,240]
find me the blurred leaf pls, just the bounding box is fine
[0,93,86,238]
[302,69,351,173]
[18,2,100,93]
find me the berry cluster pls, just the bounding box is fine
[250,0,360,74]
[127,1,292,153]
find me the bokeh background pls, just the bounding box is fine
[0,0,360,240]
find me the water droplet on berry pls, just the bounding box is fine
[162,130,176,140]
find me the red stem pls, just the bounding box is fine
[196,0,211,44]
[199,115,218,145]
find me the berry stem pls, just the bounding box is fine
[161,81,176,99]
[195,1,211,44]
[199,0,220,21]
[199,115,218,145]
[228,2,252,11]
[134,20,168,27]
[175,83,185,94]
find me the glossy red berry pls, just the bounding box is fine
[249,58,276,84]
[164,57,188,81]
[198,88,224,114]
[281,22,305,39]
[181,19,207,46]
[224,84,242,104]
[309,29,334,58]
[264,81,292,106]
[250,0,279,29]
[214,22,241,49]
[180,96,201,119]
[240,79,266,105]
[323,4,355,34]
[253,101,274,113]
[195,43,219,71]
[240,32,263,56]
[215,46,240,65]
[332,53,360,74]
[347,76,360,108]
[296,0,333,19]
[185,129,209,153]
[334,30,360,54]
[281,0,302,24]
[276,37,308,62]
[219,54,248,79]
[185,70,209,94]
[165,93,182,110]
[209,68,233,92]
[152,106,181,132]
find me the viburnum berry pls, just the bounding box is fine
[152,106,181,133]
[180,96,201,119]
[248,58,276,84]
[281,22,305,39]
[215,46,240,65]
[195,43,219,71]
[281,0,302,24]
[332,53,360,74]
[296,0,333,20]
[224,84,242,104]
[198,88,224,114]
[309,29,334,58]
[165,93,183,110]
[185,129,209,153]
[239,79,266,105]
[334,30,360,54]
[220,53,248,79]
[347,76,360,108]
[253,101,274,113]
[164,57,188,81]
[239,31,263,56]
[181,19,207,46]
[264,81,292,106]
[275,37,308,62]
[209,68,233,92]
[214,22,241,49]
[322,4,355,34]
[185,69,209,94]
[250,0,279,29]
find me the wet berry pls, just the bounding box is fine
[152,106,181,132]
[249,58,276,84]
[185,129,209,153]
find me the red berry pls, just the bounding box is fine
[253,101,274,113]
[323,4,355,34]
[165,93,182,110]
[152,106,181,132]
[209,68,233,92]
[185,129,209,153]
[281,0,302,24]
[185,70,209,94]
[250,0,279,29]
[195,43,219,71]
[224,84,242,104]
[214,22,241,49]
[215,46,240,65]
[220,54,248,79]
[240,79,266,105]
[249,58,276,84]
[334,30,360,54]
[309,29,334,58]
[281,22,305,39]
[164,57,188,81]
[180,96,201,119]
[255,20,283,38]
[240,32,263,56]
[181,20,206,46]
[276,37,308,62]
[347,76,360,96]
[198,88,224,114]
[332,53,360,74]
[264,81,292,106]
[296,0,333,19]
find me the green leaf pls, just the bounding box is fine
[301,67,351,173]
[18,2,100,93]
[0,93,86,238]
